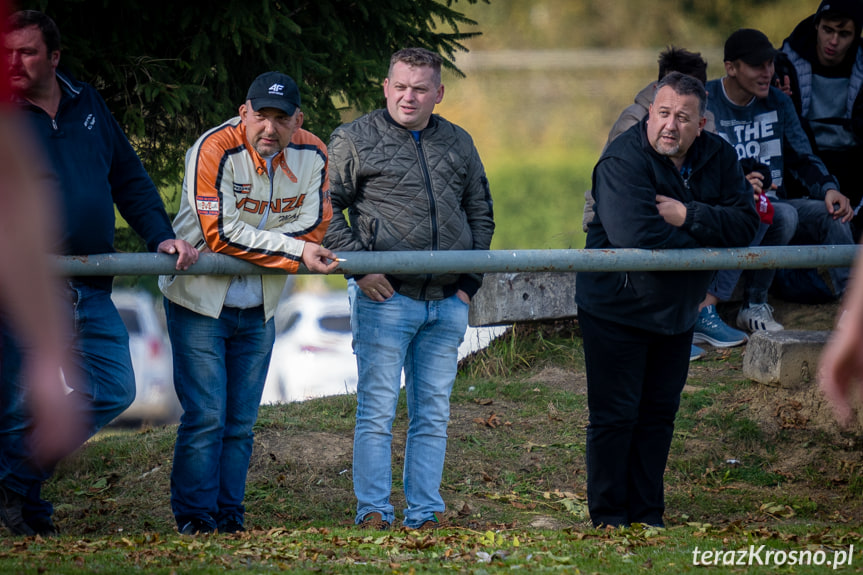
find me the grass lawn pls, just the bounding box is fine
[0,298,860,573]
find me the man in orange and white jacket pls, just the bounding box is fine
[160,71,338,536]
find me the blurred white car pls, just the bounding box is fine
[263,292,356,404]
[110,289,181,425]
[262,291,507,404]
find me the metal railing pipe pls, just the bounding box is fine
[55,245,860,276]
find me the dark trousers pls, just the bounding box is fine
[579,309,691,528]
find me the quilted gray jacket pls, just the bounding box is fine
[324,110,495,301]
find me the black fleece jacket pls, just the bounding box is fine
[576,119,759,335]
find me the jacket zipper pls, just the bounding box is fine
[414,134,437,299]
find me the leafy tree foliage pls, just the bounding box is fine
[17,0,486,187]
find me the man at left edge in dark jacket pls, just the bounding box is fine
[0,10,197,537]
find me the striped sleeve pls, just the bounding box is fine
[187,123,330,272]
[283,128,332,246]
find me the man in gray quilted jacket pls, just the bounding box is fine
[324,47,495,531]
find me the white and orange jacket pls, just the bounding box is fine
[160,116,332,319]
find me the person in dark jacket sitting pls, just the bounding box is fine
[576,72,759,528]
[779,0,863,239]
[324,47,495,531]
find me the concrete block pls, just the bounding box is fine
[742,330,830,389]
[469,272,577,326]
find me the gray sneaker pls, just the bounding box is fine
[736,303,783,332]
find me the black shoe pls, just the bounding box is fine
[0,484,35,536]
[25,515,58,537]
[217,516,245,534]
[179,518,215,535]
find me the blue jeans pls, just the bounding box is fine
[782,197,853,295]
[709,201,798,303]
[165,301,273,530]
[348,280,468,528]
[0,281,135,518]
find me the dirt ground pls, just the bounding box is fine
[710,298,863,432]
[246,297,863,528]
[680,298,863,524]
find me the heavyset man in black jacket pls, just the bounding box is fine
[576,72,759,528]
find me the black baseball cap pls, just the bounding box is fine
[724,29,778,66]
[246,72,301,115]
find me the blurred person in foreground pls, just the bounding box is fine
[0,10,197,537]
[324,48,495,530]
[819,244,863,426]
[0,6,82,533]
[159,71,338,535]
[576,72,759,528]
[0,107,76,468]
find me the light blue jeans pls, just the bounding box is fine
[165,301,273,531]
[348,280,468,528]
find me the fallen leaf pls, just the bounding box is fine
[474,412,503,428]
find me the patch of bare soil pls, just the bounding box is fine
[770,298,841,331]
[684,297,863,523]
[252,430,352,471]
[715,297,863,433]
[246,430,356,525]
[526,366,586,395]
[245,300,863,528]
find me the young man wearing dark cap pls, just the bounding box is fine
[160,71,339,535]
[706,28,855,318]
[780,0,863,238]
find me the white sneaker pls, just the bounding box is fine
[736,303,784,332]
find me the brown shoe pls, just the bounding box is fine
[359,512,390,531]
[417,513,447,531]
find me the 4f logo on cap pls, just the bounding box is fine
[268,83,284,95]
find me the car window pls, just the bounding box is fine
[117,308,142,335]
[319,314,351,334]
